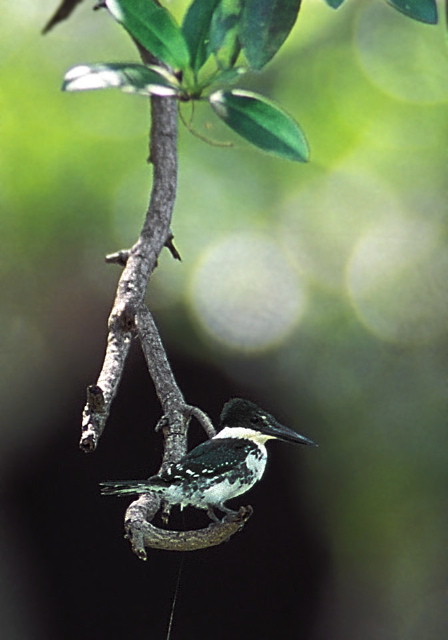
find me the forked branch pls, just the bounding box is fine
[80,94,180,453]
[46,5,253,556]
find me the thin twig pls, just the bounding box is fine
[105,249,130,266]
[178,104,234,148]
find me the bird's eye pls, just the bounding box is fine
[250,415,261,424]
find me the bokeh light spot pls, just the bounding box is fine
[281,165,405,290]
[355,4,448,104]
[189,234,307,352]
[347,217,448,345]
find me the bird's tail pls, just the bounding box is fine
[99,480,153,496]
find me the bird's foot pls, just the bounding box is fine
[222,505,254,525]
[206,508,222,523]
[207,505,253,525]
[220,506,239,521]
[161,501,172,525]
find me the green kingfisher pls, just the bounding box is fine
[100,398,316,522]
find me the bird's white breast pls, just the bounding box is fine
[200,447,267,505]
[159,445,267,510]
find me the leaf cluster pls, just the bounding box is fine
[62,0,439,162]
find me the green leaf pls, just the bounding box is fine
[208,0,242,69]
[322,0,346,8]
[105,0,191,71]
[240,0,301,70]
[182,0,221,73]
[62,63,183,96]
[209,89,309,162]
[386,0,438,24]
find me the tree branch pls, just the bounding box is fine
[80,95,179,453]
[45,4,251,556]
[78,92,243,555]
[124,496,253,560]
[136,305,216,460]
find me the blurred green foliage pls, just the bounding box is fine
[2,1,448,638]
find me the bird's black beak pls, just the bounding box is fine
[264,418,317,446]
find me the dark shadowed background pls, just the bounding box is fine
[2,1,448,638]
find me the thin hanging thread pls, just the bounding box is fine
[166,552,186,640]
[178,103,234,148]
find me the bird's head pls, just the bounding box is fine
[219,398,316,446]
